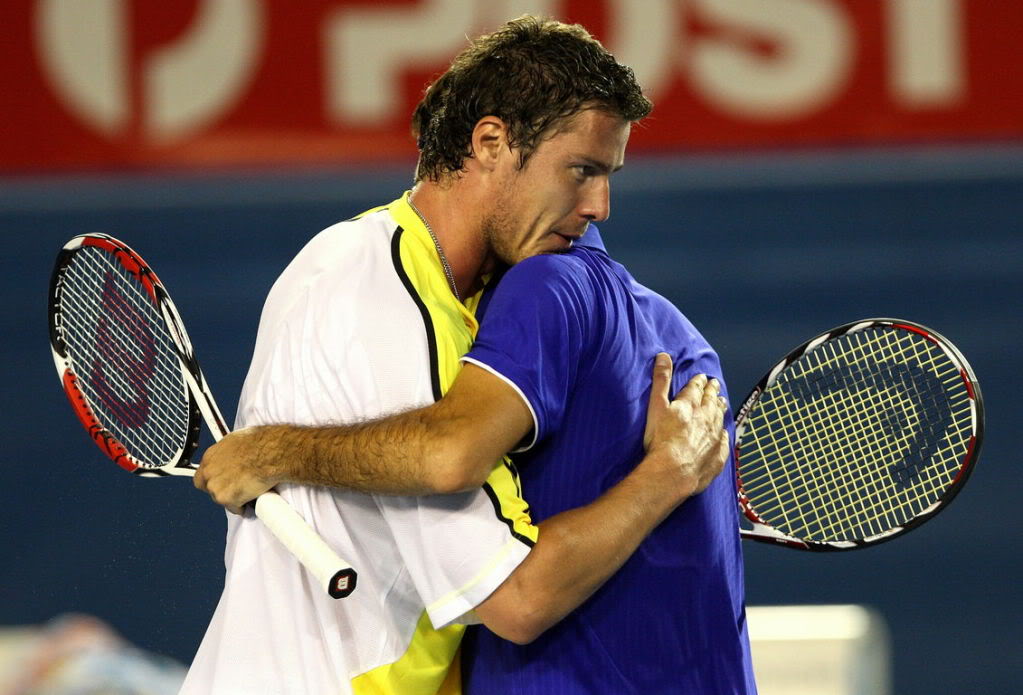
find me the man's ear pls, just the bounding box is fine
[470,116,511,172]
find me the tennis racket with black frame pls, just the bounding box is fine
[49,233,357,598]
[734,318,982,551]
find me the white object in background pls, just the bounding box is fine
[0,614,186,695]
[747,604,891,695]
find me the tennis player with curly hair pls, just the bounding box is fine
[187,16,751,694]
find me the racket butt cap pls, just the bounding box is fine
[329,568,358,599]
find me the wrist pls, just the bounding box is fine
[642,448,699,503]
[630,450,694,512]
[252,425,291,485]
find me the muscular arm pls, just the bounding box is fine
[194,362,532,509]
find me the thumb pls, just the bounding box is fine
[645,353,673,448]
[193,456,208,490]
[650,352,673,406]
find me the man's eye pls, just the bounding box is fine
[573,165,595,179]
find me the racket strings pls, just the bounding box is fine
[751,334,967,539]
[61,259,188,465]
[57,247,191,467]
[770,339,939,530]
[738,327,973,542]
[67,261,187,452]
[60,258,186,457]
[61,260,184,432]
[745,338,955,539]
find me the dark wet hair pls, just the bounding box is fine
[411,15,651,182]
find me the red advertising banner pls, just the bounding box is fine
[3,0,1022,174]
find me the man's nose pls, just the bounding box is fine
[580,178,610,222]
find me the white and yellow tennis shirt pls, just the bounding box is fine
[180,194,537,695]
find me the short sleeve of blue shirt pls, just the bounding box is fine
[462,253,591,451]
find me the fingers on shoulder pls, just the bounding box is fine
[700,377,722,407]
[679,374,728,413]
[676,373,708,402]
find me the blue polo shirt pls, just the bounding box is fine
[460,229,757,694]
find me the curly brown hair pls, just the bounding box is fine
[411,15,652,182]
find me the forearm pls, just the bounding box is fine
[476,453,685,643]
[253,401,491,495]
[195,363,535,509]
[258,417,437,495]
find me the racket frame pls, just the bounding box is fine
[50,234,207,476]
[50,233,357,597]
[734,318,983,551]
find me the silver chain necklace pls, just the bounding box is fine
[408,195,461,302]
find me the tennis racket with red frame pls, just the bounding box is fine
[49,233,357,598]
[735,318,983,551]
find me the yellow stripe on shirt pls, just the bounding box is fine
[349,195,536,694]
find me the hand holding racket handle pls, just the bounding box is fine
[253,492,357,598]
[188,379,360,600]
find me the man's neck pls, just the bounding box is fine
[409,180,491,300]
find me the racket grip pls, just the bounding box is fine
[253,491,358,599]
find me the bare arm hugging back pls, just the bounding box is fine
[195,354,725,511]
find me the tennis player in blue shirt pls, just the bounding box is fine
[459,226,756,694]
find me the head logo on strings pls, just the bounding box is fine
[779,357,953,488]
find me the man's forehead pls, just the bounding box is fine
[547,110,628,145]
[553,112,630,160]
[554,107,628,135]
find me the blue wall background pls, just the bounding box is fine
[2,145,1020,693]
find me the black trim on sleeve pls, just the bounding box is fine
[390,226,443,402]
[482,483,536,548]
[392,225,534,548]
[504,458,524,499]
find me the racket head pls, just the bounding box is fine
[734,318,983,551]
[49,234,202,476]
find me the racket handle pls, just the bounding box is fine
[253,491,358,599]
